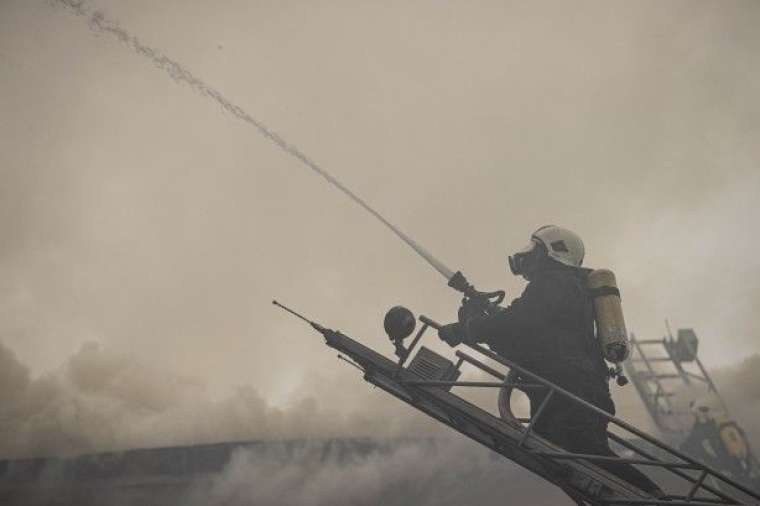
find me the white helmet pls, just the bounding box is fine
[509,225,585,275]
[690,398,713,423]
[532,225,585,267]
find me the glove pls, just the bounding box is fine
[438,322,466,347]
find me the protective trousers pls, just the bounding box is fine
[536,409,664,497]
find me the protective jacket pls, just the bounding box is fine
[465,265,664,495]
[467,265,613,431]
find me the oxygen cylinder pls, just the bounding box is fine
[587,269,630,363]
[719,421,749,462]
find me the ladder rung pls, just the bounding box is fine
[654,374,682,379]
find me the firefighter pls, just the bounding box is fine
[681,400,756,482]
[437,225,665,497]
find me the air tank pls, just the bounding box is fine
[587,269,630,363]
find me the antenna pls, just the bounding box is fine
[272,300,326,333]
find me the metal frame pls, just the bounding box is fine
[624,334,731,436]
[624,331,760,495]
[313,315,760,505]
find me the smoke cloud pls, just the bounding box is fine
[0,0,758,491]
[713,355,760,445]
[0,338,457,459]
[2,331,758,462]
[185,438,567,506]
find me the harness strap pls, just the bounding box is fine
[587,286,620,299]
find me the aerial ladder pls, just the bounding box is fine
[275,301,760,506]
[625,327,760,492]
[625,327,726,435]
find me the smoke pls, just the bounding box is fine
[0,338,456,459]
[52,0,322,167]
[1,0,758,491]
[713,354,760,446]
[185,438,567,506]
[3,327,757,461]
[624,349,760,449]
[0,336,567,504]
[50,0,437,280]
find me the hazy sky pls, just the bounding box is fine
[1,0,758,432]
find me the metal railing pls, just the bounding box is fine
[391,315,760,505]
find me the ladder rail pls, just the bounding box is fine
[629,335,677,425]
[458,347,746,505]
[467,342,760,502]
[455,348,749,504]
[606,433,740,505]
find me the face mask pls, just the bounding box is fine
[508,239,540,276]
